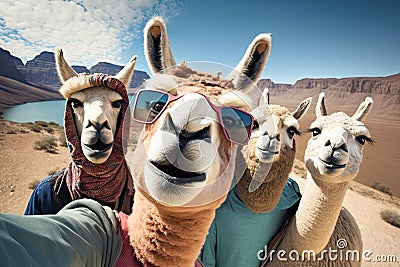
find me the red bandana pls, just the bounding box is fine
[64,74,134,203]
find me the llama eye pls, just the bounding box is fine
[112,100,123,109]
[150,101,166,114]
[70,98,83,108]
[308,127,321,137]
[287,126,299,138]
[252,121,260,130]
[222,116,236,128]
[355,135,374,145]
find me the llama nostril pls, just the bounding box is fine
[103,121,111,130]
[94,122,102,130]
[338,143,348,153]
[87,120,107,131]
[276,134,280,141]
[325,140,331,147]
[261,130,269,137]
[86,121,94,129]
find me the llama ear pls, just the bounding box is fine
[144,17,176,74]
[351,97,373,121]
[115,55,137,87]
[259,88,270,106]
[292,97,312,120]
[316,92,328,118]
[227,33,271,91]
[55,48,78,83]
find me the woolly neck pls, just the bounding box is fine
[128,186,224,267]
[287,172,350,253]
[236,142,296,213]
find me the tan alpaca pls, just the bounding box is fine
[200,88,311,267]
[124,17,272,267]
[265,93,373,267]
[237,88,311,212]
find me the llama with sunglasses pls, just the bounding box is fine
[124,16,272,265]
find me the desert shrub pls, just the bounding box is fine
[371,182,392,196]
[48,121,59,126]
[47,168,59,176]
[43,126,55,134]
[27,124,42,133]
[380,210,400,228]
[6,130,17,134]
[19,128,29,133]
[58,128,67,147]
[34,137,57,151]
[35,120,48,127]
[28,179,41,189]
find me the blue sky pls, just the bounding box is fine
[1,0,399,84]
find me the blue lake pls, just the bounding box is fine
[2,96,136,125]
[2,100,67,125]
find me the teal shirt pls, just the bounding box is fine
[199,178,301,267]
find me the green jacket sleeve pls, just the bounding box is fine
[0,198,122,267]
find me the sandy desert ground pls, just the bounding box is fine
[0,119,399,266]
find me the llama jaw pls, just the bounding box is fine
[255,147,279,163]
[318,157,347,170]
[150,160,206,184]
[82,140,113,163]
[254,134,280,163]
[144,160,204,206]
[317,145,349,176]
[314,156,348,178]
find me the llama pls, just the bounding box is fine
[200,88,312,266]
[0,17,273,267]
[24,49,135,214]
[263,92,373,266]
[237,88,311,211]
[124,16,274,266]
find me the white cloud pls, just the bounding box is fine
[0,0,181,67]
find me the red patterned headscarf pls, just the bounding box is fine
[62,73,134,203]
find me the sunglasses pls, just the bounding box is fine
[132,89,254,145]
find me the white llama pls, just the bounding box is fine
[265,92,373,266]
